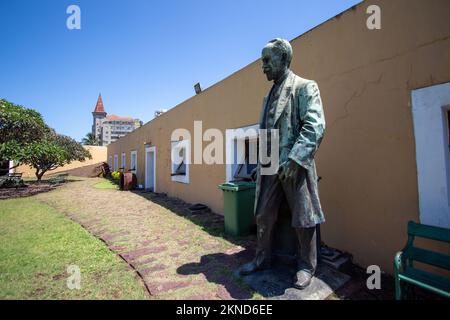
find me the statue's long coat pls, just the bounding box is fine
[254,71,326,228]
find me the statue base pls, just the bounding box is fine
[237,199,351,299]
[235,263,350,300]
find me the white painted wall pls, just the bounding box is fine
[411,82,450,229]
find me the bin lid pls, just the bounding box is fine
[218,181,256,191]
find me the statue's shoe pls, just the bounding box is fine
[293,270,314,290]
[238,260,267,276]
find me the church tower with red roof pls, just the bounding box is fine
[92,93,107,142]
[90,94,142,146]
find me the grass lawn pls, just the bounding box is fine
[93,180,119,189]
[0,197,149,299]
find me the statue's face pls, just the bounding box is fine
[261,46,286,82]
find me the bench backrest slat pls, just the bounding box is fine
[408,221,450,243]
[406,246,450,270]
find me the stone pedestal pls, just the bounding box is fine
[236,263,350,300]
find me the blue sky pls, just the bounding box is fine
[0,0,361,141]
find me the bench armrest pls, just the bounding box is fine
[394,251,404,272]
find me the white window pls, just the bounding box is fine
[171,140,190,184]
[108,155,112,169]
[114,154,119,171]
[130,150,137,174]
[226,124,259,182]
[121,153,126,170]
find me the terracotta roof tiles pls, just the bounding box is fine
[105,114,134,122]
[93,94,105,113]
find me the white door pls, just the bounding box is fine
[145,146,156,191]
[411,82,450,228]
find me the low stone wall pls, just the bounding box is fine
[17,145,107,178]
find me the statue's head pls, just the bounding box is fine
[261,38,292,82]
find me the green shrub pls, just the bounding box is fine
[0,176,25,189]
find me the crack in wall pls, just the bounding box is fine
[328,73,384,130]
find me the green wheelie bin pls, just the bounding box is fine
[218,181,256,236]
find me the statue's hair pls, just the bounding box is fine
[266,38,293,67]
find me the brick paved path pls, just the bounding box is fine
[37,178,257,300]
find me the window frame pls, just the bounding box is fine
[171,140,190,184]
[233,138,259,181]
[411,84,450,228]
[121,152,126,170]
[226,124,259,182]
[130,150,137,175]
[113,154,119,171]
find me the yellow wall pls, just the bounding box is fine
[108,0,450,273]
[19,145,107,177]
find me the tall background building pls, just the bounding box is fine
[92,94,142,146]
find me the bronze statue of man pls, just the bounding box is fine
[239,38,326,290]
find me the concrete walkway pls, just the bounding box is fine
[37,178,256,300]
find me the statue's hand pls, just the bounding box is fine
[278,160,298,182]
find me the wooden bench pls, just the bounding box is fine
[8,172,23,178]
[48,173,69,185]
[394,221,450,299]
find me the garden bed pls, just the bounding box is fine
[0,182,56,200]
